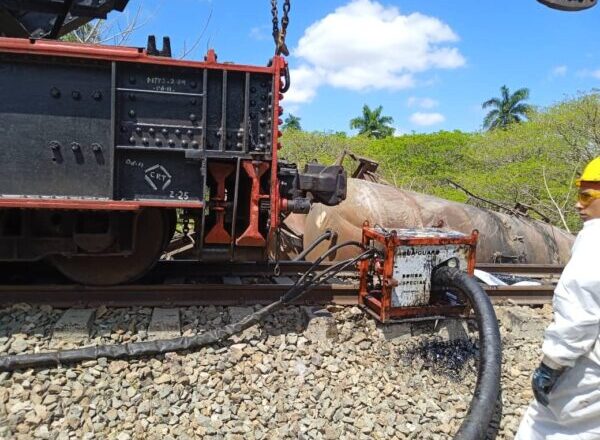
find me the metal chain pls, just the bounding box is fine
[271,0,291,56]
[182,211,190,237]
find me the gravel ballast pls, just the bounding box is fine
[0,303,552,439]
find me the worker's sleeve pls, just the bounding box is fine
[542,229,600,369]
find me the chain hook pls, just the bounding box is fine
[271,0,291,56]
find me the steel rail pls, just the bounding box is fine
[476,263,564,276]
[1,261,564,284]
[0,282,554,307]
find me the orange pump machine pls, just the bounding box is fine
[358,224,479,323]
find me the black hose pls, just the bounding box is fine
[0,248,498,440]
[0,243,371,372]
[432,266,502,440]
[293,229,335,262]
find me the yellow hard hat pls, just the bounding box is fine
[576,157,600,187]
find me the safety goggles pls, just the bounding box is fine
[578,189,600,207]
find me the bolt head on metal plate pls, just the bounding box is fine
[537,0,597,11]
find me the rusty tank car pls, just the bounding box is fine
[298,178,574,265]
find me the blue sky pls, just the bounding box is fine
[110,0,600,134]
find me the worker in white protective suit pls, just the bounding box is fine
[515,156,600,440]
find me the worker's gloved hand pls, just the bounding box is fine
[532,362,564,406]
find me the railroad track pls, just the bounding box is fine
[476,263,564,278]
[0,262,560,307]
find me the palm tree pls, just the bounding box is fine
[350,105,395,138]
[282,114,302,131]
[482,86,532,130]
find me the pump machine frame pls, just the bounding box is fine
[358,223,479,323]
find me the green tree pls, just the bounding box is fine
[350,104,395,138]
[61,22,104,43]
[482,85,532,130]
[282,114,302,131]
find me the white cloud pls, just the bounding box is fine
[407,96,439,109]
[249,26,269,41]
[286,0,465,104]
[589,70,600,80]
[285,65,326,104]
[577,68,600,79]
[393,126,409,136]
[410,112,445,126]
[550,65,568,77]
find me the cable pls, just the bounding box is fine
[0,242,368,372]
[293,229,335,262]
[282,249,374,303]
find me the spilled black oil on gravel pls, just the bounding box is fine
[400,338,479,381]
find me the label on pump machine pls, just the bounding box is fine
[392,244,470,308]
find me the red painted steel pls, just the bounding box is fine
[0,37,275,74]
[269,57,287,234]
[236,161,270,247]
[205,163,235,244]
[0,38,284,240]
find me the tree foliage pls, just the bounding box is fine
[282,93,600,233]
[60,6,147,46]
[282,114,302,131]
[482,85,532,130]
[349,105,395,138]
[61,22,104,43]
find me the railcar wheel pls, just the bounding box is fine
[49,208,169,286]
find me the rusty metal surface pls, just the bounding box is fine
[477,263,564,276]
[1,259,564,285]
[0,283,356,308]
[0,282,553,307]
[300,179,575,265]
[359,226,477,321]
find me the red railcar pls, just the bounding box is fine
[0,1,346,285]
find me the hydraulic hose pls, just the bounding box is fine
[0,241,370,372]
[432,266,502,440]
[293,229,335,262]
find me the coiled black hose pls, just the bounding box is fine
[432,266,502,440]
[0,241,370,372]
